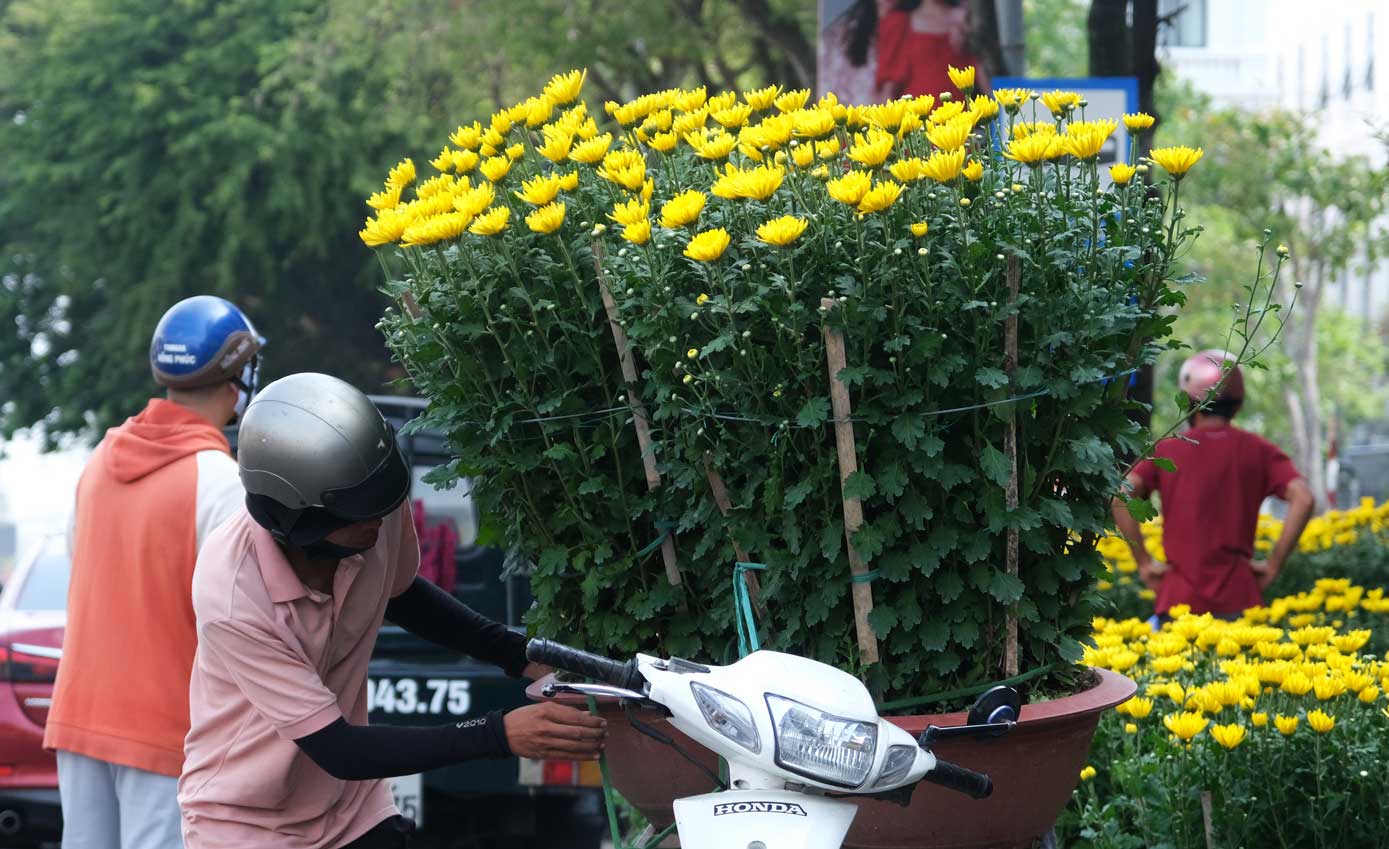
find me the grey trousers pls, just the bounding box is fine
[56,751,183,849]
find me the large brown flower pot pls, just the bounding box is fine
[529,667,1135,849]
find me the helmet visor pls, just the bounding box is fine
[320,428,411,521]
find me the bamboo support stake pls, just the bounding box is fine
[821,298,880,666]
[1004,256,1021,677]
[702,453,769,623]
[593,241,683,591]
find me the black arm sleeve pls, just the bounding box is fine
[385,576,529,677]
[295,713,510,781]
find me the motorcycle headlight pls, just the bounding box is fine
[766,695,878,788]
[691,682,760,754]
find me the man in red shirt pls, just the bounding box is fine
[1111,350,1315,617]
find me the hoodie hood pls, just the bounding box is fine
[103,398,231,483]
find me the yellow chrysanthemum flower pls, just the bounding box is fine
[598,150,647,190]
[889,157,928,182]
[1124,722,1138,734]
[1313,676,1346,701]
[647,131,679,152]
[929,101,965,124]
[608,196,650,227]
[1307,709,1335,734]
[744,84,781,110]
[359,208,411,247]
[558,171,580,191]
[910,221,929,237]
[480,156,512,182]
[1331,630,1371,652]
[1079,765,1096,782]
[826,170,873,206]
[857,180,903,214]
[1004,134,1063,166]
[1064,119,1117,160]
[468,206,510,236]
[515,174,563,206]
[684,228,731,262]
[920,148,967,182]
[926,114,974,151]
[525,202,566,235]
[660,190,706,229]
[400,211,472,247]
[452,150,480,174]
[1359,685,1380,704]
[992,87,1031,113]
[430,146,456,173]
[968,94,1000,121]
[775,89,811,113]
[847,127,895,167]
[1040,89,1081,116]
[1150,145,1204,178]
[1251,712,1268,727]
[1210,723,1247,750]
[962,160,984,181]
[1011,121,1058,140]
[676,86,708,112]
[450,122,483,150]
[695,293,710,306]
[1163,711,1208,741]
[947,64,976,90]
[1123,112,1156,132]
[570,133,614,164]
[542,69,586,106]
[622,219,651,245]
[686,128,738,160]
[1110,163,1137,185]
[524,97,555,128]
[792,144,816,168]
[506,143,526,161]
[713,103,753,129]
[1274,714,1299,736]
[816,137,842,159]
[367,182,404,211]
[453,182,495,218]
[756,215,807,247]
[907,94,936,116]
[1281,671,1313,696]
[793,108,837,139]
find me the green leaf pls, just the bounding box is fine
[1152,457,1177,473]
[987,570,1025,603]
[876,464,909,500]
[796,397,831,428]
[868,605,898,635]
[1037,498,1074,527]
[976,366,1009,389]
[1124,496,1158,523]
[921,620,951,650]
[842,471,877,500]
[891,414,925,450]
[783,479,815,510]
[979,443,1012,487]
[543,443,578,462]
[934,571,965,602]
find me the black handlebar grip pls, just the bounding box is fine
[923,759,993,800]
[526,638,644,691]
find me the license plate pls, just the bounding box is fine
[389,773,423,827]
[368,677,472,716]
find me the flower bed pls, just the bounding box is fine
[1060,577,1389,847]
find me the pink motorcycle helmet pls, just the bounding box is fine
[1178,349,1244,411]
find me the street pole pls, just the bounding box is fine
[995,0,1026,76]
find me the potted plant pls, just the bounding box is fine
[365,69,1274,848]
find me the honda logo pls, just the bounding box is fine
[712,801,808,817]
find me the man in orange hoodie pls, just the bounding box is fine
[45,296,264,849]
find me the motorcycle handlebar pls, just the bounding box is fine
[525,638,646,692]
[922,759,993,800]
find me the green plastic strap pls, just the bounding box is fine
[874,662,1060,714]
[851,569,879,584]
[733,561,767,658]
[634,520,678,561]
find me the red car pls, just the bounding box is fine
[0,532,67,846]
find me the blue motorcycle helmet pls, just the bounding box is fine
[150,296,265,420]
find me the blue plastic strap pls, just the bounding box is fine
[851,569,879,584]
[733,562,767,658]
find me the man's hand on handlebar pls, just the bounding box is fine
[504,702,608,760]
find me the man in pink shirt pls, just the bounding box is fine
[179,374,604,849]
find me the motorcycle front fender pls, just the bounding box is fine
[672,788,858,849]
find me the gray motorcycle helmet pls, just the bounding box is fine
[238,373,409,547]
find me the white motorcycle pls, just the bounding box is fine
[526,639,1021,849]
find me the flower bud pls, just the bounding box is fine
[959,197,971,207]
[1277,244,1290,257]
